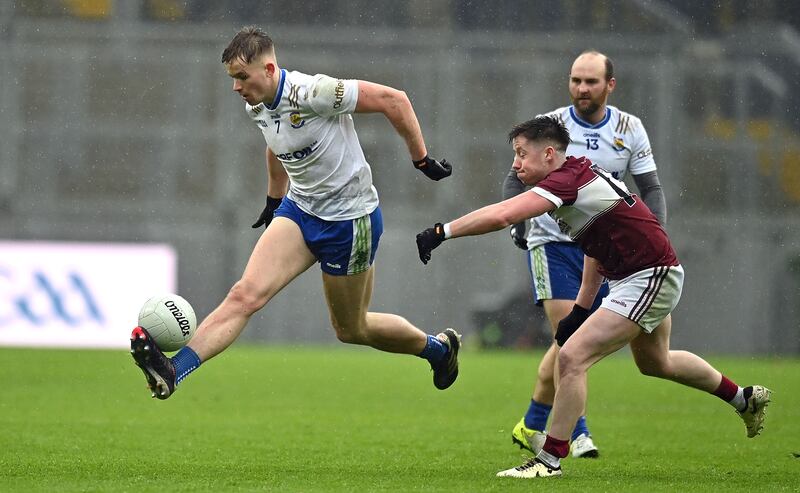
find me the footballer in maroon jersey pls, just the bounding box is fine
[532,155,678,280]
[416,115,770,479]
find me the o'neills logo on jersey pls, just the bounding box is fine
[164,300,191,337]
[333,80,345,109]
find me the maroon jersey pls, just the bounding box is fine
[532,156,678,280]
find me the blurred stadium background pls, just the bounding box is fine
[2,0,799,354]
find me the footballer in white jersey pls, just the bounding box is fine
[126,27,464,404]
[245,69,378,221]
[525,104,657,249]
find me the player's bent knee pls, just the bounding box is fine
[537,359,553,379]
[637,361,670,379]
[333,327,367,345]
[329,320,368,345]
[335,332,356,344]
[227,280,268,315]
[556,348,582,379]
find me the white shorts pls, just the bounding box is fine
[600,265,684,333]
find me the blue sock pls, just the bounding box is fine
[571,415,590,441]
[171,346,201,385]
[524,399,552,431]
[417,334,448,364]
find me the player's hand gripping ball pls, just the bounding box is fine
[138,294,197,351]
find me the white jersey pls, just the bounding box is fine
[246,69,378,221]
[525,105,657,248]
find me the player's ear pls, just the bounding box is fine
[264,60,277,77]
[607,77,616,94]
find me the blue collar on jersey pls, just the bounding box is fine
[569,106,611,129]
[265,69,287,111]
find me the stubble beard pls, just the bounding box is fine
[573,98,601,119]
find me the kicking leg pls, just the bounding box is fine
[190,217,316,361]
[131,217,315,399]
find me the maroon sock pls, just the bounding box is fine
[542,434,570,459]
[712,375,738,402]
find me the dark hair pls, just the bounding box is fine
[508,116,571,152]
[579,50,614,81]
[604,55,614,81]
[221,26,274,64]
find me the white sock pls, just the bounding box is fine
[729,386,746,411]
[537,450,561,469]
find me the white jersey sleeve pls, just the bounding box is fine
[307,75,358,117]
[626,113,657,175]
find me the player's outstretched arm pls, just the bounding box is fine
[416,192,555,264]
[355,80,451,180]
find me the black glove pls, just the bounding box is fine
[252,196,283,229]
[510,222,527,250]
[413,155,452,181]
[555,304,590,347]
[416,223,446,264]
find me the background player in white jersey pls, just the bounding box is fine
[130,26,461,400]
[416,116,770,479]
[501,50,668,457]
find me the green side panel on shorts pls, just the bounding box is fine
[531,246,551,300]
[347,215,372,275]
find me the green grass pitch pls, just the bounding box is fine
[1,345,798,492]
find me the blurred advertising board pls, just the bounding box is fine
[0,241,176,348]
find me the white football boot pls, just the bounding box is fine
[737,385,771,438]
[571,433,599,458]
[496,457,562,479]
